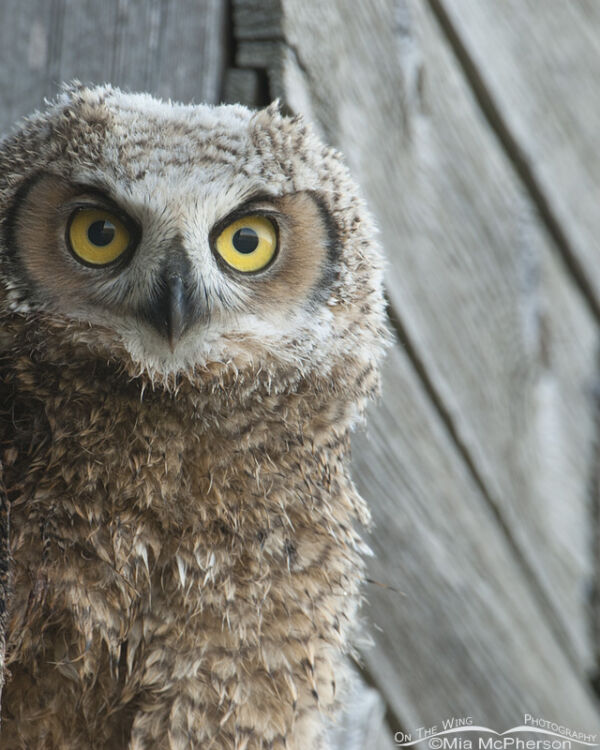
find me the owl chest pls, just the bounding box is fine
[1,382,358,749]
[4,393,293,659]
[5,414,176,642]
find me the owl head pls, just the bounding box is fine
[0,84,387,391]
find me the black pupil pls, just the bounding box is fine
[87,219,116,247]
[232,227,259,254]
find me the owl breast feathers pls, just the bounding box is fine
[0,84,388,750]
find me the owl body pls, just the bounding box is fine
[0,86,387,749]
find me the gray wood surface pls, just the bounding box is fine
[0,0,226,135]
[229,0,600,731]
[430,0,600,314]
[326,675,393,750]
[354,344,600,727]
[272,0,600,678]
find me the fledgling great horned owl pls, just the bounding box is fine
[0,84,387,749]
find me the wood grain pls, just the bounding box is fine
[354,344,600,727]
[0,0,226,135]
[222,68,262,107]
[326,676,394,750]
[428,0,600,314]
[233,0,282,40]
[276,0,600,682]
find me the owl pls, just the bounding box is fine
[0,84,387,749]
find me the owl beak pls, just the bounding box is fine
[163,273,187,351]
[144,270,193,351]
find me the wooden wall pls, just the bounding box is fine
[1,0,599,745]
[229,0,600,740]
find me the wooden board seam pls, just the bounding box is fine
[424,0,600,324]
[385,297,590,678]
[231,2,597,689]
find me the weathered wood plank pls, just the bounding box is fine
[222,68,262,107]
[326,675,395,750]
[233,0,282,40]
[429,0,600,313]
[0,0,226,136]
[276,0,599,678]
[377,725,399,750]
[60,0,226,103]
[354,344,600,727]
[235,40,288,102]
[0,0,61,132]
[151,0,226,103]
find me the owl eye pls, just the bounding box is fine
[215,215,277,273]
[67,208,132,267]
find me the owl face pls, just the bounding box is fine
[0,86,385,380]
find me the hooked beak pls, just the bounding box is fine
[142,260,201,351]
[162,272,187,351]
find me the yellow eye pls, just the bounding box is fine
[67,208,132,267]
[215,215,277,273]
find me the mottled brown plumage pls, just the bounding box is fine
[0,85,387,749]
